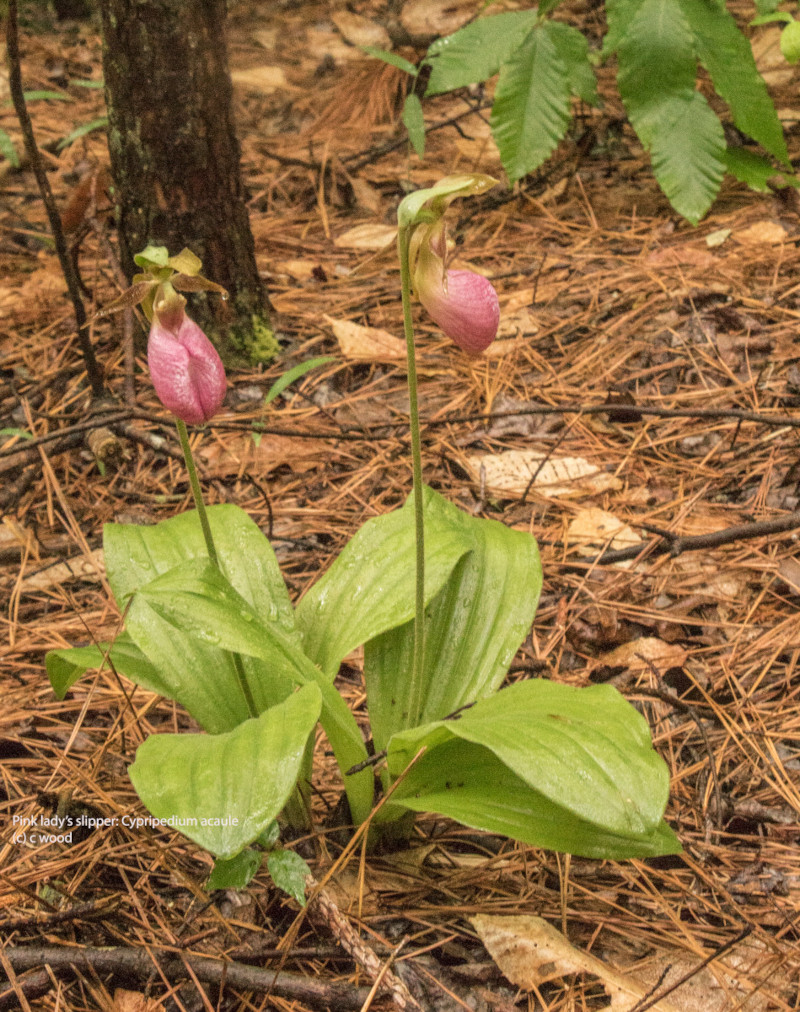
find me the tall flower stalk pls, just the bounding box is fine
[396,175,500,724]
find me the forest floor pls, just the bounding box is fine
[2,0,800,1009]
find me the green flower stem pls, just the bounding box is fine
[398,225,425,724]
[176,418,258,721]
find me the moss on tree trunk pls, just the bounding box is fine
[99,0,275,365]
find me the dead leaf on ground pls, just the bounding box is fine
[112,989,164,1012]
[271,259,319,281]
[597,636,688,672]
[777,556,800,594]
[472,914,682,1011]
[327,316,406,360]
[198,434,325,478]
[401,0,475,38]
[495,307,538,339]
[333,223,397,250]
[752,27,795,87]
[733,220,788,246]
[230,65,293,93]
[466,449,622,498]
[566,508,640,555]
[21,548,105,592]
[331,11,391,49]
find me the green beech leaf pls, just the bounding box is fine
[677,0,788,164]
[295,486,472,681]
[385,680,679,857]
[56,116,108,151]
[207,850,263,890]
[723,148,796,191]
[424,11,538,96]
[264,356,337,406]
[362,46,418,76]
[544,20,597,105]
[490,24,572,184]
[129,684,322,860]
[364,493,541,748]
[267,850,310,907]
[0,128,19,168]
[616,0,725,223]
[46,632,170,700]
[602,0,642,57]
[401,93,426,158]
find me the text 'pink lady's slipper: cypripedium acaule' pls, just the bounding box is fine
[147,287,227,425]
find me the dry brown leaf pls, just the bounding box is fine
[566,508,640,555]
[752,27,795,87]
[332,11,391,49]
[495,308,538,339]
[472,914,682,1011]
[777,556,800,594]
[334,223,397,250]
[198,434,324,478]
[348,176,382,214]
[21,548,105,592]
[327,316,406,360]
[305,26,361,63]
[466,449,622,498]
[485,336,526,357]
[733,220,788,246]
[401,0,475,38]
[272,259,318,281]
[112,989,164,1012]
[230,65,292,93]
[598,637,688,672]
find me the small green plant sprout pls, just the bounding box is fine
[373,2,796,223]
[48,206,679,900]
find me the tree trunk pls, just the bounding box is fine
[99,0,275,365]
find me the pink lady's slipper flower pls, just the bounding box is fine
[412,219,500,356]
[147,294,227,425]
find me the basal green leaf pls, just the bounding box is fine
[264,356,337,406]
[46,633,170,700]
[132,558,373,824]
[544,21,598,105]
[296,486,472,681]
[677,0,788,164]
[387,680,671,844]
[490,24,572,183]
[385,737,680,859]
[364,495,541,748]
[207,849,263,890]
[267,849,311,907]
[402,93,426,158]
[425,11,538,96]
[129,684,322,860]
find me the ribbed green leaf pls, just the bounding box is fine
[677,0,788,164]
[46,633,169,700]
[425,11,538,96]
[723,147,796,191]
[385,680,678,857]
[648,91,726,223]
[207,850,263,890]
[129,684,321,860]
[386,738,680,859]
[268,850,311,907]
[131,558,373,824]
[364,494,541,749]
[296,486,472,681]
[544,20,597,105]
[490,24,572,183]
[617,0,725,222]
[604,0,645,57]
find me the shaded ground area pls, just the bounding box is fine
[1,1,800,1009]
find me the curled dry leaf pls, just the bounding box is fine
[333,223,397,250]
[331,11,391,49]
[566,508,639,555]
[597,636,688,673]
[327,316,406,360]
[733,220,787,246]
[230,66,292,94]
[466,448,622,498]
[198,434,326,479]
[21,548,105,592]
[472,914,682,1011]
